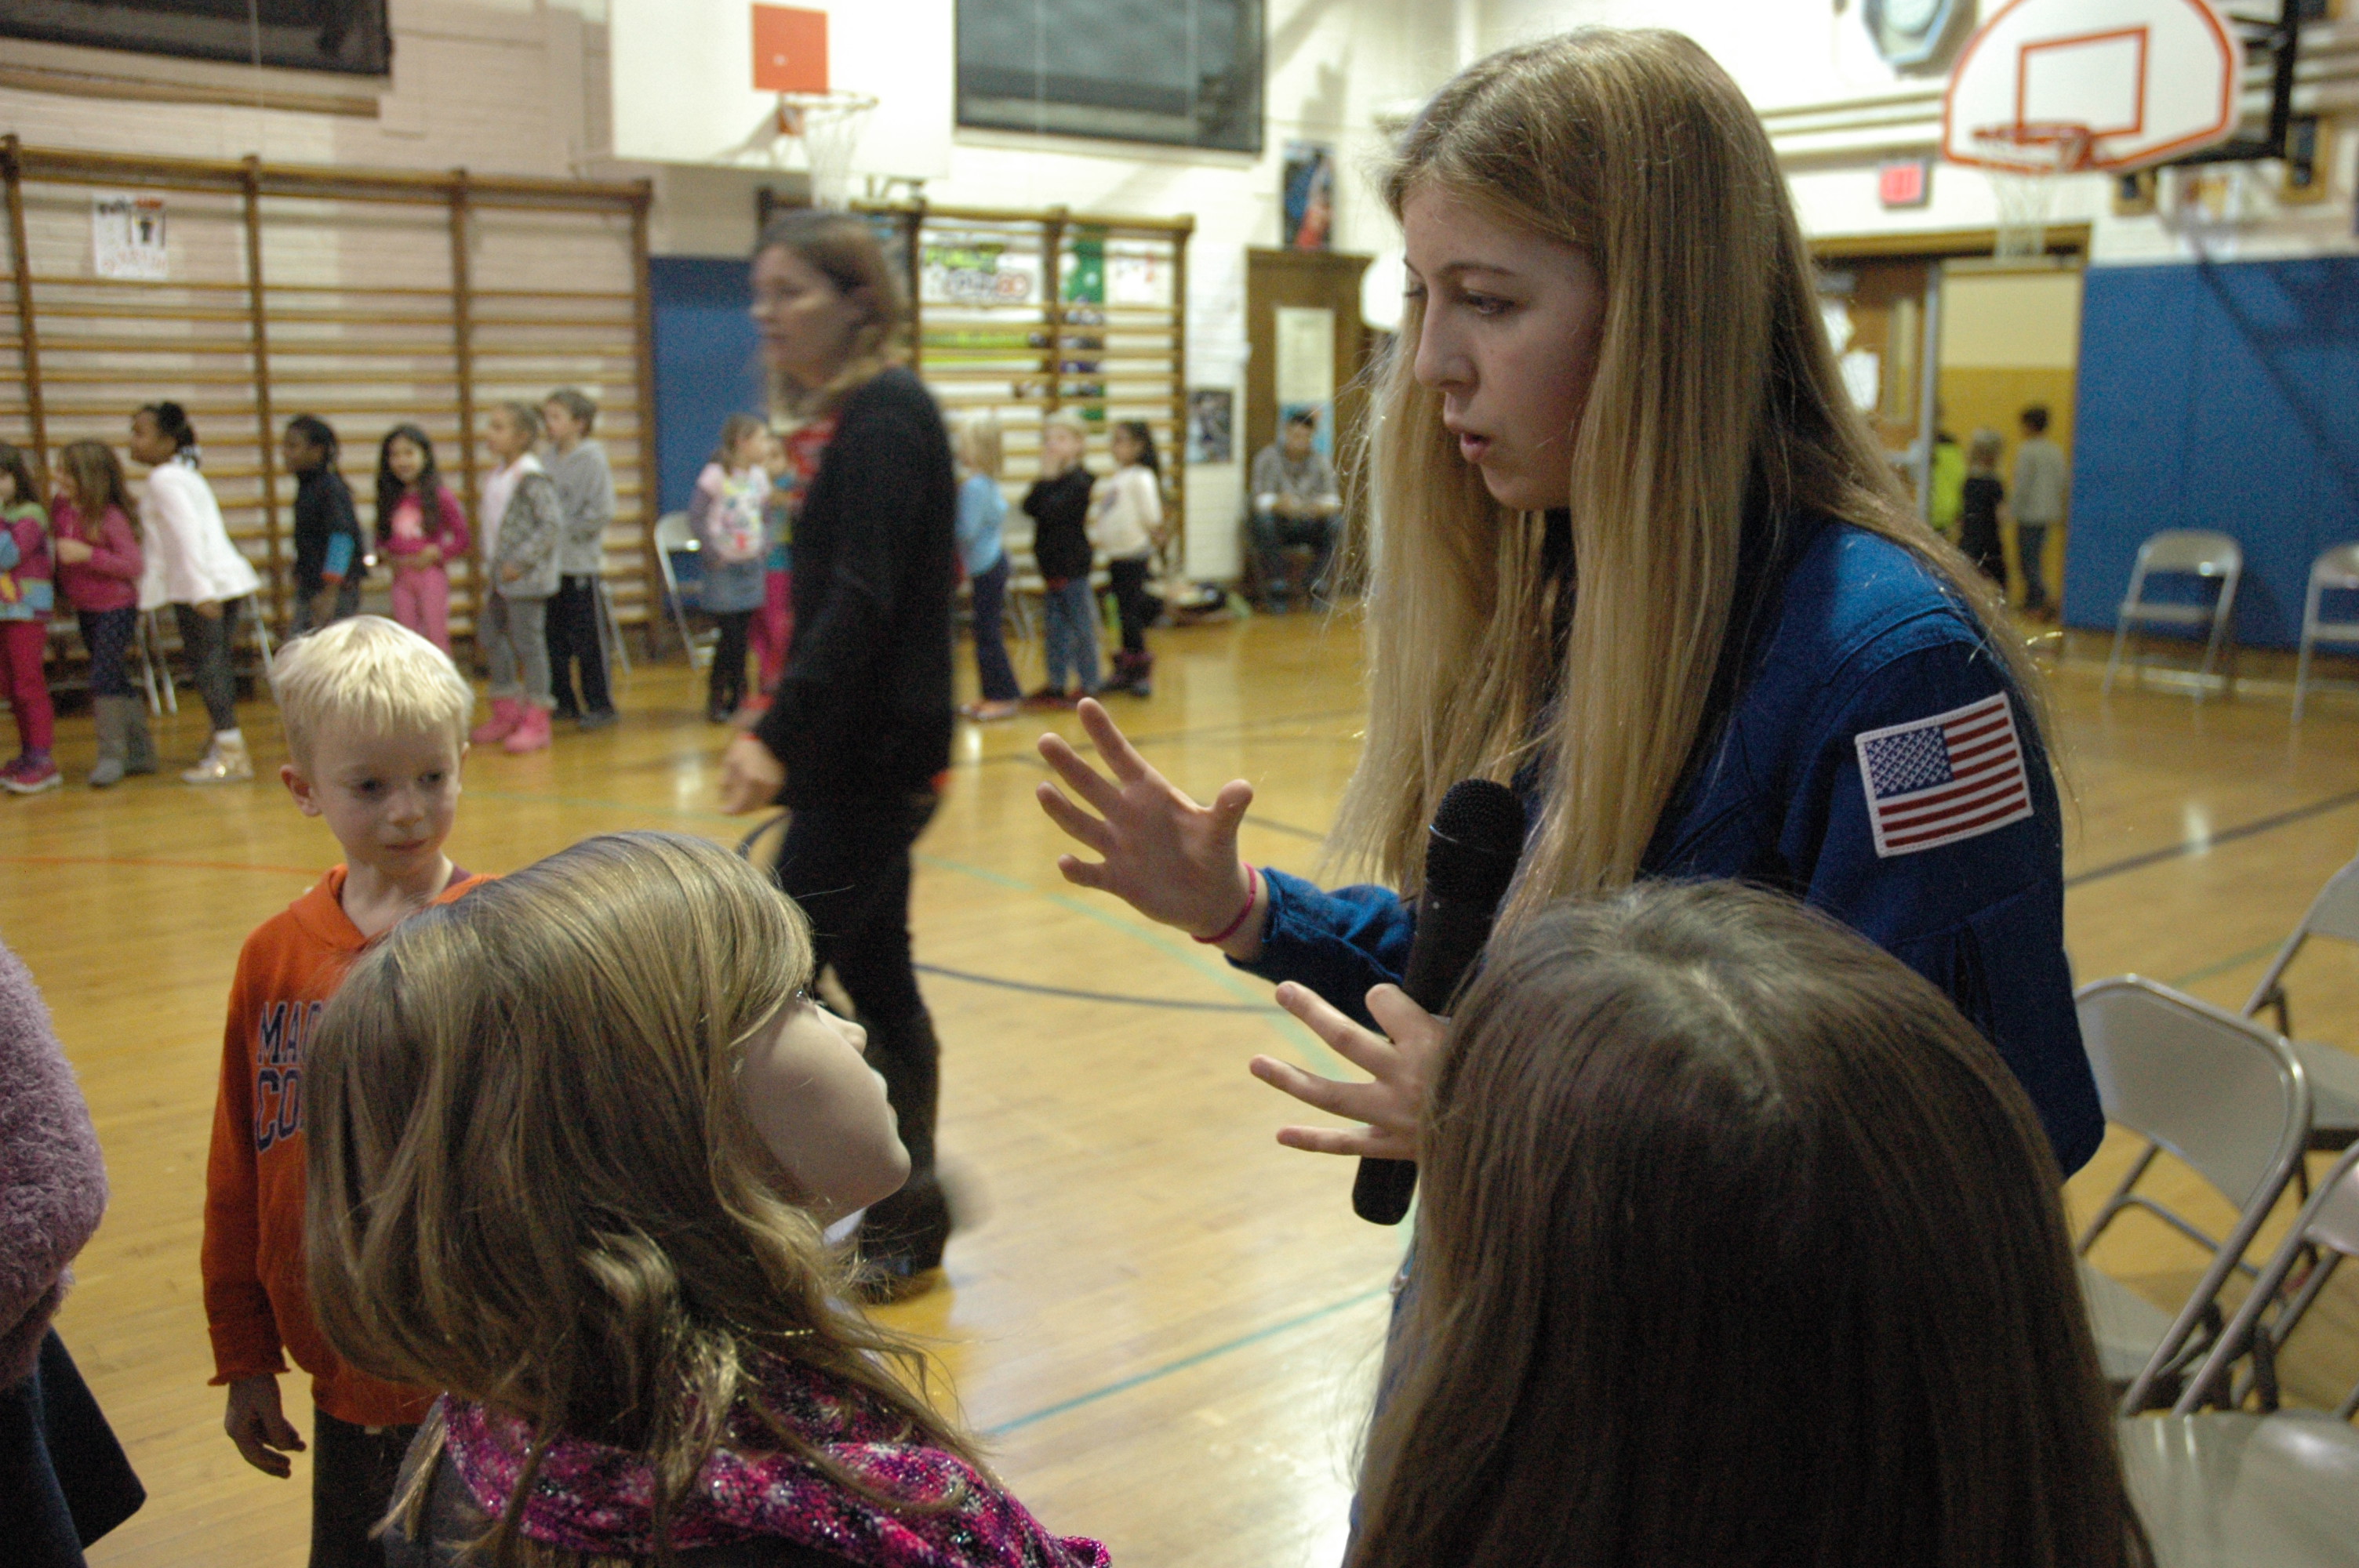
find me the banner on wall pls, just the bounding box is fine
[93,194,167,281]
[921,239,1038,305]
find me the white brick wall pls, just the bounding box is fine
[0,0,1472,581]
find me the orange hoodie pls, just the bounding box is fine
[202,865,489,1427]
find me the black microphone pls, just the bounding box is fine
[1351,778,1525,1225]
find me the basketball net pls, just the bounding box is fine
[761,89,877,209]
[1970,122,2091,260]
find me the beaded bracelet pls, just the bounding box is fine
[1193,864,1261,946]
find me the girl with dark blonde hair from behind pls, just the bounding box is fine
[304,831,1105,1568]
[1036,28,2104,1175]
[1347,880,2151,1568]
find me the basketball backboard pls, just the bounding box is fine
[1941,0,2239,172]
[609,0,953,183]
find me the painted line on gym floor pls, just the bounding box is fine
[915,961,1284,1014]
[970,704,1367,769]
[0,853,318,877]
[911,848,1343,1074]
[2164,939,2286,993]
[983,1283,1391,1437]
[1244,813,1327,842]
[2066,787,2359,888]
[460,789,1343,1074]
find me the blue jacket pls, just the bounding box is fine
[1245,520,2105,1175]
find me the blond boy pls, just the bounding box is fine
[202,615,485,1567]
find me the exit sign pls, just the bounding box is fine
[1879,159,1931,209]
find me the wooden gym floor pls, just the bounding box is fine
[5,612,2357,1567]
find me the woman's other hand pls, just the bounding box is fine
[1035,699,1264,954]
[717,731,786,815]
[1249,982,1445,1161]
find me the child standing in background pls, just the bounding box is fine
[129,401,264,786]
[1091,419,1165,699]
[284,416,365,636]
[304,832,1107,1568]
[2011,405,2068,620]
[1022,413,1098,709]
[468,403,564,755]
[540,387,618,730]
[50,440,155,788]
[751,417,827,703]
[1928,427,1965,545]
[0,443,57,793]
[689,414,772,724]
[373,426,468,657]
[1957,429,2007,590]
[204,615,489,1568]
[955,415,1021,722]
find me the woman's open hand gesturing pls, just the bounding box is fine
[1034,699,1266,956]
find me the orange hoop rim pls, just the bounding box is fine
[1969,120,2097,173]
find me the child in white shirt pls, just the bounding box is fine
[1090,421,1166,698]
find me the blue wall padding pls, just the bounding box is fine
[2066,257,2359,649]
[649,257,765,517]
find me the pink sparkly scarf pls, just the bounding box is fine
[439,1356,1107,1568]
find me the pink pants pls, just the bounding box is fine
[390,566,451,655]
[749,568,794,693]
[1,619,54,755]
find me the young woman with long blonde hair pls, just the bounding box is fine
[305,832,1106,1568]
[1036,29,2102,1173]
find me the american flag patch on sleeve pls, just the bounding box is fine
[1852,691,2034,858]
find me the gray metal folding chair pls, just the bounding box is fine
[2292,543,2359,724]
[2176,1139,2359,1419]
[652,510,712,670]
[595,574,631,677]
[137,609,175,716]
[136,604,274,708]
[2103,530,2243,699]
[2074,977,2310,1414]
[2117,1410,2359,1566]
[2243,855,2359,1156]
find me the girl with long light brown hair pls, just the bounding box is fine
[1343,880,2150,1568]
[304,832,1106,1568]
[1036,28,2103,1174]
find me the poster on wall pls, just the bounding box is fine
[920,238,1039,305]
[1274,304,1336,458]
[93,194,168,281]
[1282,141,1335,252]
[1187,389,1233,464]
[1109,250,1167,307]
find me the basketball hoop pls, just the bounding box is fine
[751,89,876,209]
[1970,122,2092,260]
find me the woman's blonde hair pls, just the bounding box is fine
[304,831,980,1563]
[755,209,908,418]
[1969,427,2006,470]
[1339,30,2038,919]
[954,414,1004,479]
